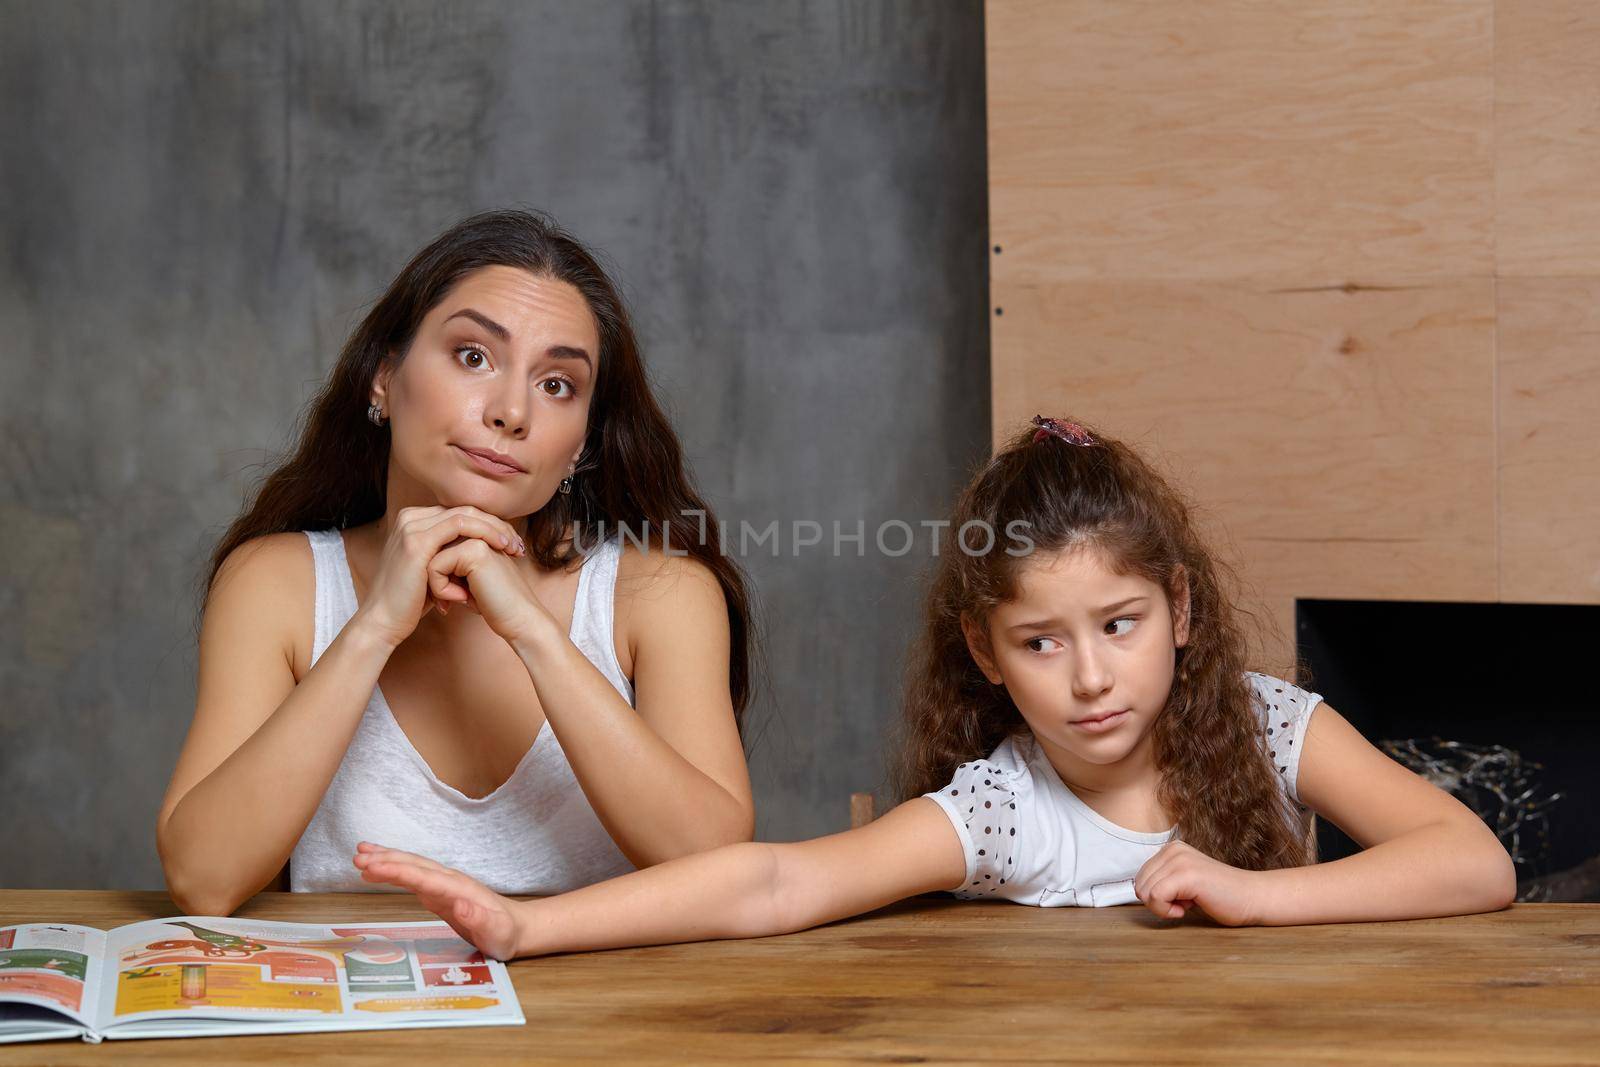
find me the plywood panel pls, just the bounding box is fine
[992,278,1497,658]
[1495,1,1600,276]
[1498,277,1600,602]
[987,0,1494,284]
[987,0,1600,620]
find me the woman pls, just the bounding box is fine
[157,210,758,915]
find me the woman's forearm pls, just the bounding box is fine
[511,620,752,868]
[158,615,396,913]
[514,841,781,956]
[1254,819,1517,926]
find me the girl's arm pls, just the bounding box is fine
[1252,702,1517,925]
[351,797,968,959]
[505,548,754,868]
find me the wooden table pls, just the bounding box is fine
[2,891,1597,1064]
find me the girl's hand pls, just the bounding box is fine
[353,506,527,648]
[352,842,524,961]
[1132,840,1265,926]
[424,534,558,646]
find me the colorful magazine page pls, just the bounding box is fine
[0,916,524,1044]
[0,924,107,1044]
[96,916,523,1039]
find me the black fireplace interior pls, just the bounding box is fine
[1295,598,1598,895]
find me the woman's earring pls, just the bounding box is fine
[367,402,387,427]
[558,474,573,495]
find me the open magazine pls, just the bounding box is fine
[0,915,524,1044]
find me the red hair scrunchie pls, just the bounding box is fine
[1031,415,1096,446]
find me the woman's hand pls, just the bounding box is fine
[424,533,559,646]
[352,505,526,648]
[352,842,525,961]
[1132,840,1266,926]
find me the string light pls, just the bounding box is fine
[1380,737,1562,895]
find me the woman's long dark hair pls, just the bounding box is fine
[893,417,1311,870]
[201,209,760,724]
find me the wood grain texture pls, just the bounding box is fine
[991,277,1496,662]
[987,0,1494,284]
[1495,0,1600,276]
[988,0,1600,619]
[1497,277,1600,602]
[3,891,1599,1064]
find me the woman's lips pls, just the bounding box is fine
[1071,709,1129,733]
[454,445,522,477]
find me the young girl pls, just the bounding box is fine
[350,416,1517,958]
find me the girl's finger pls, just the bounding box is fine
[350,844,416,870]
[376,853,452,877]
[358,846,453,873]
[386,864,469,902]
[1147,873,1193,919]
[360,861,450,895]
[1133,857,1169,903]
[355,855,425,879]
[357,861,417,887]
[1146,876,1187,918]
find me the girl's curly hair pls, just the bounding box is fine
[893,417,1312,871]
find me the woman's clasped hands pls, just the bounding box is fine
[352,504,553,649]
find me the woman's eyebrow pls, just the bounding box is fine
[548,345,594,373]
[443,307,510,340]
[443,308,593,372]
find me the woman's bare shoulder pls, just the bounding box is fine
[611,539,728,678]
[613,538,724,596]
[208,531,317,681]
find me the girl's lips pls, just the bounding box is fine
[455,445,521,478]
[1071,709,1129,733]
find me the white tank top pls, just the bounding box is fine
[289,528,638,895]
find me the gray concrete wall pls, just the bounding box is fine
[0,0,990,889]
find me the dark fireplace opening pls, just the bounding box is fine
[1295,598,1599,901]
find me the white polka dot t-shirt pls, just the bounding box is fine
[923,672,1321,907]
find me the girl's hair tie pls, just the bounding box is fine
[1031,415,1096,446]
